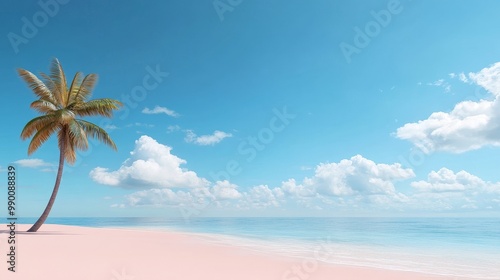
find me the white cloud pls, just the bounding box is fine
[125,182,281,209]
[411,168,486,192]
[240,185,283,209]
[142,106,179,117]
[304,155,414,196]
[212,180,242,200]
[269,156,415,210]
[14,158,52,168]
[90,135,209,189]
[126,188,210,207]
[103,124,118,130]
[126,122,154,128]
[428,79,445,86]
[427,79,451,93]
[280,178,316,197]
[459,72,469,83]
[397,62,500,153]
[184,130,232,146]
[88,133,497,213]
[450,72,470,83]
[167,125,181,133]
[468,62,500,96]
[120,154,416,210]
[407,168,500,210]
[412,168,500,193]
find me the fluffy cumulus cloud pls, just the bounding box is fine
[124,181,283,210]
[468,62,500,96]
[126,187,213,207]
[184,130,232,146]
[412,168,500,193]
[280,178,316,197]
[90,135,209,189]
[284,155,414,198]
[90,136,499,213]
[212,180,242,200]
[408,168,500,211]
[114,153,417,211]
[397,62,500,153]
[239,185,284,209]
[266,155,416,211]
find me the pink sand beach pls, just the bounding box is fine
[0,224,467,280]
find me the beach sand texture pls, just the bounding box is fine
[0,224,467,280]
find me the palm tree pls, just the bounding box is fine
[18,58,122,232]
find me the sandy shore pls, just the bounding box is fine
[0,224,466,280]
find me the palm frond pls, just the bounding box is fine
[67,72,83,105]
[17,69,56,103]
[68,120,89,151]
[66,139,77,164]
[73,73,98,103]
[58,109,76,125]
[75,119,117,150]
[40,72,64,107]
[30,100,57,114]
[20,59,122,164]
[73,98,123,118]
[28,122,59,155]
[49,58,68,105]
[21,114,57,140]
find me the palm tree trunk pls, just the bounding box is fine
[27,140,66,232]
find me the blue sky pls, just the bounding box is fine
[1,0,500,217]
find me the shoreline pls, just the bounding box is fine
[0,224,476,280]
[64,223,492,280]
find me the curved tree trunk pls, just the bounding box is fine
[27,140,66,232]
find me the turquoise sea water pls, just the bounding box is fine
[14,217,500,279]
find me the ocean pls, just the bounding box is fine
[14,217,500,279]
